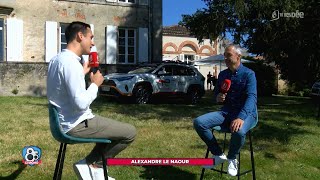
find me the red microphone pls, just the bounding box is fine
[89,46,99,73]
[220,79,231,93]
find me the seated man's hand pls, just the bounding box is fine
[230,118,244,133]
[216,93,227,103]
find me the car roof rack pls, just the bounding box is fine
[162,60,194,65]
[135,61,194,68]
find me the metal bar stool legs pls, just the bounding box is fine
[200,148,210,180]
[53,144,110,180]
[238,151,241,180]
[200,130,227,180]
[101,151,109,180]
[249,131,256,180]
[236,131,256,178]
[220,132,227,177]
[53,143,67,180]
[200,130,256,180]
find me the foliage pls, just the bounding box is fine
[288,86,312,97]
[11,88,19,95]
[180,0,320,91]
[244,62,277,96]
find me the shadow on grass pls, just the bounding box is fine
[0,160,26,180]
[94,94,317,153]
[99,90,216,105]
[93,94,219,123]
[191,119,311,160]
[140,166,197,180]
[27,102,48,108]
[253,121,310,143]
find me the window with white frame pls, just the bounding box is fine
[106,26,147,65]
[0,18,4,61]
[45,21,93,63]
[118,28,136,64]
[184,55,195,61]
[118,0,135,3]
[60,22,70,51]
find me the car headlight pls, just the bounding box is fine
[115,76,135,81]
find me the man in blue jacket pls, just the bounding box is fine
[193,45,258,176]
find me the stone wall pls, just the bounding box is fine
[0,62,139,96]
[0,0,163,96]
[0,62,48,96]
[0,0,162,63]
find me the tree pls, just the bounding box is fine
[180,0,320,91]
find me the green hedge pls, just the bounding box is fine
[244,62,277,96]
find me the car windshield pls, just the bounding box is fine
[128,67,156,74]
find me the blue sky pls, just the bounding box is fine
[162,0,234,42]
[162,0,207,26]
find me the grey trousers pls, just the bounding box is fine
[67,115,136,165]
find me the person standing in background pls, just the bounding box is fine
[207,71,213,90]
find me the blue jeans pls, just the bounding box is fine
[193,111,257,159]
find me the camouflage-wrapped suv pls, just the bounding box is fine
[99,63,205,104]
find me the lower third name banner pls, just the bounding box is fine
[107,158,214,166]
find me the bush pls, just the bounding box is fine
[287,84,312,97]
[244,62,277,96]
[11,88,19,95]
[302,88,311,97]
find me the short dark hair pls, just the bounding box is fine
[65,21,91,44]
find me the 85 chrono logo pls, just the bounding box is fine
[22,146,42,166]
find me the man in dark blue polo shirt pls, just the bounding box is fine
[193,45,258,176]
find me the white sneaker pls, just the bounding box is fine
[89,166,115,180]
[203,154,227,169]
[227,159,238,176]
[73,159,93,180]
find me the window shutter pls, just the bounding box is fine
[0,19,4,61]
[138,28,148,63]
[90,24,94,35]
[139,0,148,5]
[82,24,95,62]
[45,21,58,62]
[7,18,23,62]
[58,26,62,52]
[179,54,184,61]
[106,25,117,64]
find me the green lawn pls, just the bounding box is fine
[0,92,319,180]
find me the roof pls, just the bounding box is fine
[163,25,193,37]
[0,6,14,15]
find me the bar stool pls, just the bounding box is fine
[200,126,256,180]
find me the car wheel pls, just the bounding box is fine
[187,87,201,105]
[134,86,151,104]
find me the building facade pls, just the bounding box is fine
[162,25,220,90]
[162,25,218,63]
[0,0,162,96]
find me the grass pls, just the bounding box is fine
[0,92,319,179]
